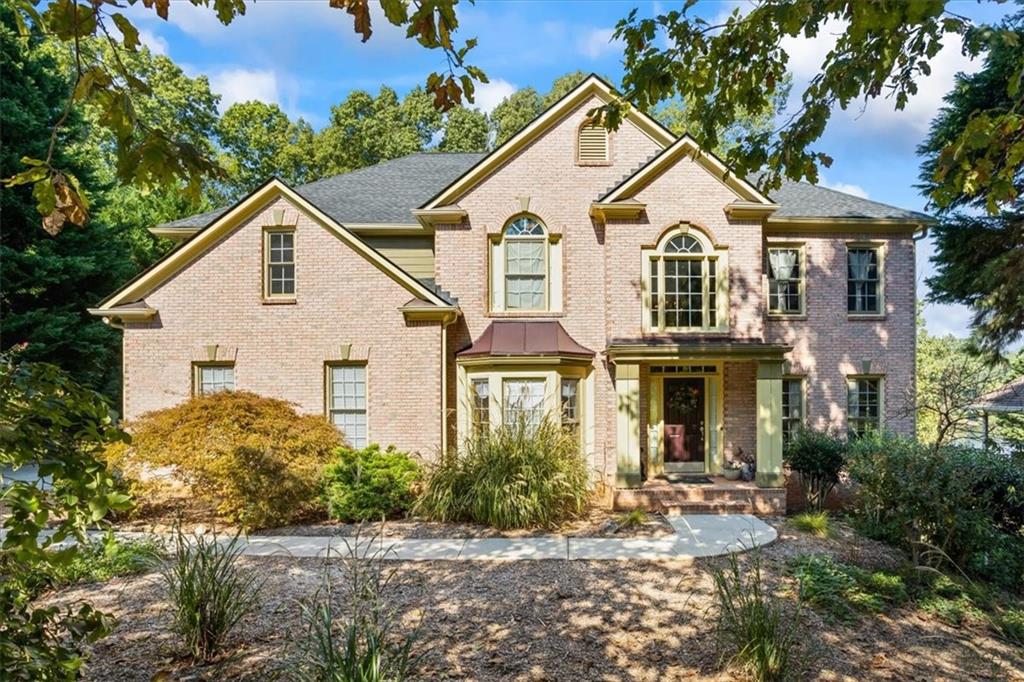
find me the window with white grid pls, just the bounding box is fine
[265,229,295,297]
[195,364,234,394]
[329,364,367,448]
[848,377,882,437]
[503,378,545,427]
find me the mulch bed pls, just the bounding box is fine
[37,516,1024,681]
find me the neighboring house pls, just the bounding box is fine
[90,75,928,512]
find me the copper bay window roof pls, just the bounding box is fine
[457,321,595,359]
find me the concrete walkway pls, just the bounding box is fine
[179,514,776,561]
[27,514,776,562]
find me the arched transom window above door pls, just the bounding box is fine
[642,225,729,333]
[489,214,563,314]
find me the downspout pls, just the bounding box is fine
[440,312,458,455]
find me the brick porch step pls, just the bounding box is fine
[613,478,786,516]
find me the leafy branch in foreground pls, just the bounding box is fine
[598,0,1021,215]
[5,0,485,233]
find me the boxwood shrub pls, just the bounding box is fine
[321,444,421,522]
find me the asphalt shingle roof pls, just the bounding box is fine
[158,151,928,229]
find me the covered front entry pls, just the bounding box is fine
[648,365,722,476]
[608,341,792,491]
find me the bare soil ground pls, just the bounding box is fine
[39,518,1024,681]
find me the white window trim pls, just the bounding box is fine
[766,244,806,317]
[642,225,729,334]
[846,242,886,318]
[489,215,562,315]
[326,362,369,449]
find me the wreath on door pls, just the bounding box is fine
[666,384,702,414]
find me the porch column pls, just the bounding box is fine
[615,363,641,488]
[755,360,785,487]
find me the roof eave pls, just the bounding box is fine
[765,216,934,234]
[724,201,779,221]
[589,200,647,222]
[411,206,468,228]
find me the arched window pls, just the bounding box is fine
[490,215,561,313]
[645,227,727,332]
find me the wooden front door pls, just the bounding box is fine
[663,377,705,468]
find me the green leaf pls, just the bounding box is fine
[112,13,140,51]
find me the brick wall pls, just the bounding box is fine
[121,197,444,456]
[436,95,664,482]
[764,232,917,436]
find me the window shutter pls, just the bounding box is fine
[578,124,608,163]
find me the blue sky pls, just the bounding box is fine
[120,0,1016,341]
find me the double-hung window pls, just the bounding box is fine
[560,378,580,435]
[847,247,881,314]
[265,229,296,298]
[328,364,367,448]
[194,363,234,395]
[503,378,545,427]
[848,377,882,437]
[470,378,490,432]
[504,217,547,310]
[646,229,724,332]
[768,247,803,315]
[781,378,804,446]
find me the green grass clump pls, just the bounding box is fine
[790,555,907,622]
[416,415,588,529]
[790,511,831,538]
[712,550,800,682]
[993,608,1024,647]
[918,593,984,626]
[160,529,263,661]
[47,537,163,586]
[617,510,647,529]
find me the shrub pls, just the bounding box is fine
[783,428,846,512]
[322,445,422,522]
[617,509,648,530]
[711,549,799,682]
[111,391,343,528]
[789,555,907,622]
[160,528,263,661]
[919,594,984,626]
[847,433,1024,590]
[993,608,1024,647]
[789,511,831,538]
[0,359,129,680]
[293,533,421,681]
[416,416,588,529]
[40,537,162,589]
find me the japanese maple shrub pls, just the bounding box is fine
[110,391,342,528]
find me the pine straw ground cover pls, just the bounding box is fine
[38,518,1024,681]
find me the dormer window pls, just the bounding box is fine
[488,214,563,314]
[577,121,609,165]
[642,225,729,333]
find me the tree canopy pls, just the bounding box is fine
[919,10,1024,354]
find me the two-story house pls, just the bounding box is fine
[90,75,928,514]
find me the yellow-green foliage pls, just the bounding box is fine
[112,391,342,527]
[790,511,831,538]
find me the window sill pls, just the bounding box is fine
[487,311,564,318]
[847,313,886,321]
[262,297,297,305]
[576,160,612,167]
[767,314,807,321]
[643,329,731,336]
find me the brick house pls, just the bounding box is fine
[91,75,928,513]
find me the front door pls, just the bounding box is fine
[663,377,705,471]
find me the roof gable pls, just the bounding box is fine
[95,178,452,312]
[421,74,676,210]
[599,134,774,206]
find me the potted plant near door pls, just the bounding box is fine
[722,460,742,481]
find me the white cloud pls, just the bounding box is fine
[848,38,979,133]
[138,28,169,56]
[577,27,623,59]
[472,79,517,114]
[780,19,848,81]
[819,175,869,199]
[208,68,281,111]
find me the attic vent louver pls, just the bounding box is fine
[578,123,609,164]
